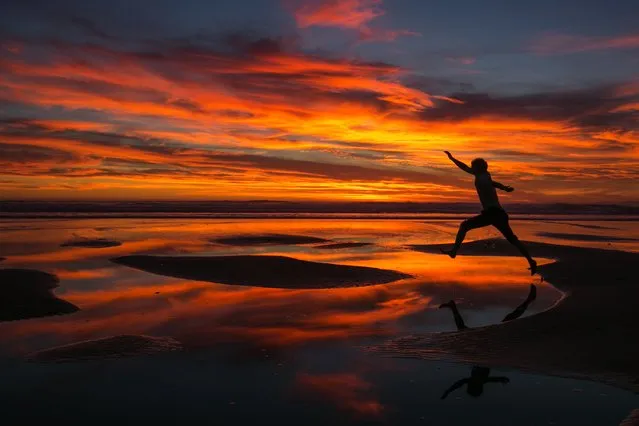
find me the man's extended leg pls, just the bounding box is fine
[441,214,491,258]
[493,217,537,275]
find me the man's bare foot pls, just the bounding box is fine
[440,248,457,259]
[528,260,537,275]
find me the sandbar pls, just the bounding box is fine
[112,254,411,289]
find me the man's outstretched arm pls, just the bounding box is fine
[492,180,514,192]
[440,378,469,399]
[444,151,473,174]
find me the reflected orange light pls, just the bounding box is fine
[296,372,383,417]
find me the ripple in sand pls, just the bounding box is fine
[0,269,79,321]
[314,242,373,250]
[536,232,638,242]
[61,238,122,248]
[211,234,329,246]
[112,254,412,289]
[27,335,182,362]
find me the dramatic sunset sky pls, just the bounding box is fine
[1,0,637,202]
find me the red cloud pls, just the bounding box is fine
[295,0,383,29]
[531,32,639,54]
[292,0,418,42]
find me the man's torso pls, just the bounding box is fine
[474,172,501,210]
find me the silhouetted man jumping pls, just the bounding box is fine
[441,151,537,275]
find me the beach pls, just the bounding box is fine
[0,217,637,425]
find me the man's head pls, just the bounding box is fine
[471,158,488,173]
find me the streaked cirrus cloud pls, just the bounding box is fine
[531,31,639,54]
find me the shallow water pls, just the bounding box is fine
[0,218,637,425]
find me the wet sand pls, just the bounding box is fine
[375,239,639,392]
[27,335,182,362]
[620,409,639,425]
[542,221,620,230]
[0,269,79,321]
[211,234,329,246]
[112,254,412,289]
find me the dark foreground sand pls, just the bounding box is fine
[61,238,122,248]
[112,255,411,289]
[27,335,182,362]
[0,269,79,321]
[620,409,639,425]
[374,239,639,392]
[211,234,328,246]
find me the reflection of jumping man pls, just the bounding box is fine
[441,151,537,275]
[439,285,537,399]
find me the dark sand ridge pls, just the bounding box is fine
[112,255,412,289]
[314,242,373,249]
[542,221,620,230]
[27,335,182,362]
[537,232,638,242]
[211,234,329,246]
[0,269,79,321]
[373,239,639,392]
[61,238,122,248]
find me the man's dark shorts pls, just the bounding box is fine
[464,207,517,241]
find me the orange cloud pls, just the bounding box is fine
[531,32,639,54]
[0,34,638,203]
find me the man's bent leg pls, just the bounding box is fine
[442,214,491,258]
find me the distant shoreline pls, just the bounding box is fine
[1,201,638,216]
